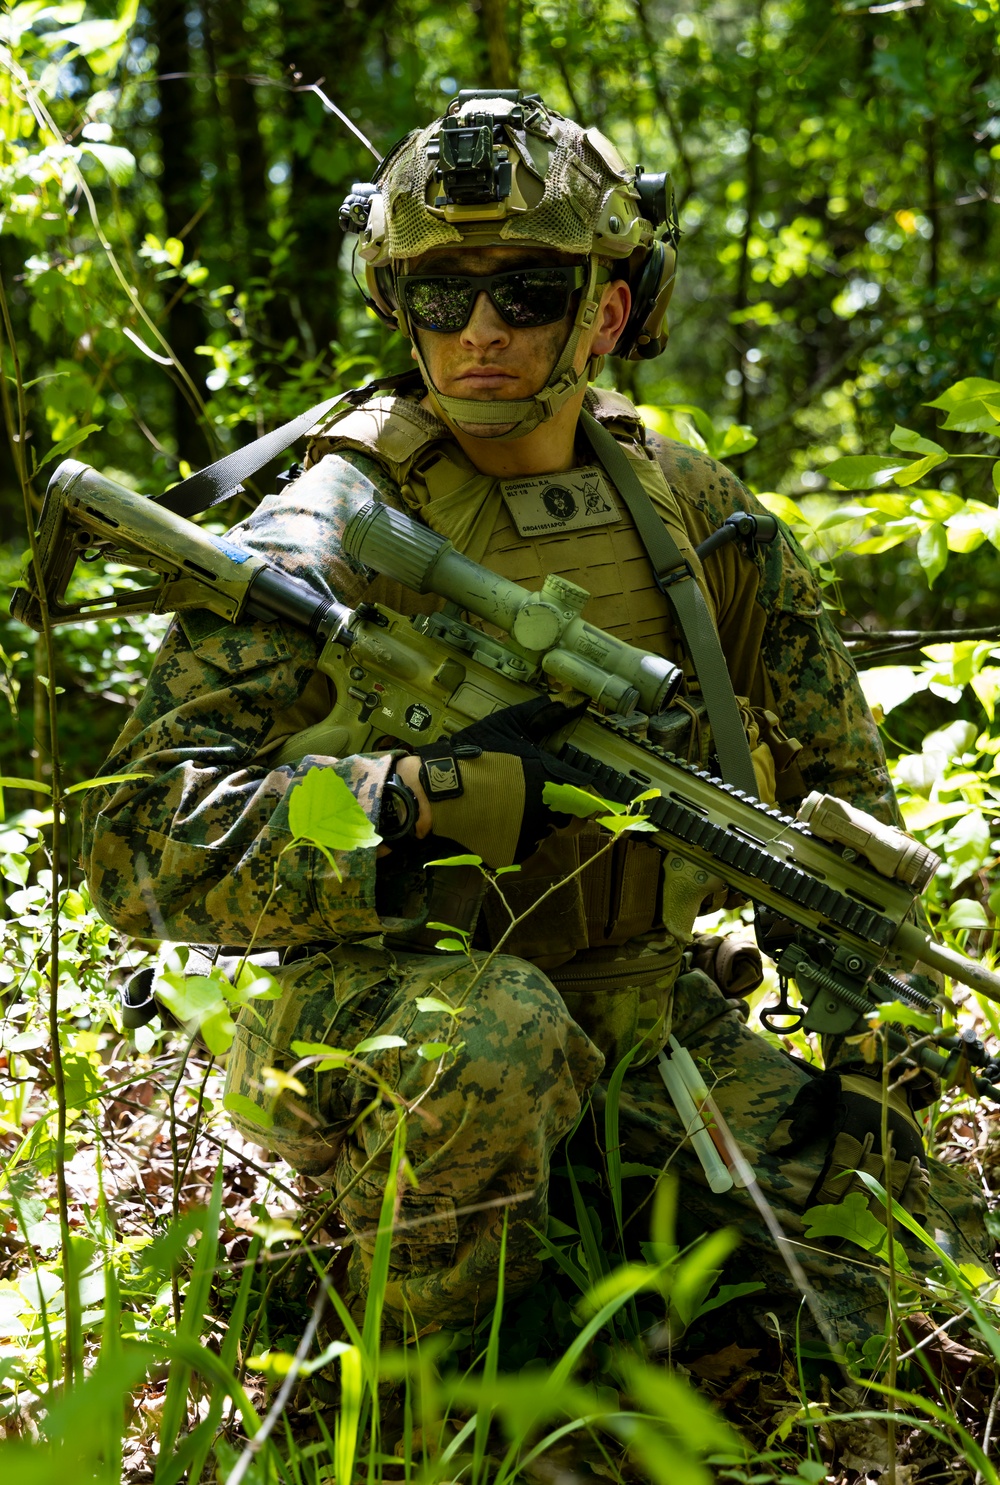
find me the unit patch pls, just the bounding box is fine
[499,467,620,537]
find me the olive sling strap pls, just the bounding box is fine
[580,410,759,797]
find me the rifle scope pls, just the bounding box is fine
[343,500,683,717]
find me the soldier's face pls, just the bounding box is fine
[406,246,582,402]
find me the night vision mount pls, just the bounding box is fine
[428,90,526,208]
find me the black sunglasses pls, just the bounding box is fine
[401,265,588,333]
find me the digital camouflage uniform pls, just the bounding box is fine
[81,385,991,1348]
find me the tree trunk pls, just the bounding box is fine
[148,0,212,466]
[211,1,282,340]
[277,0,395,365]
[480,0,514,89]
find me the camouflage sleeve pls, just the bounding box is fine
[81,456,410,947]
[645,432,897,825]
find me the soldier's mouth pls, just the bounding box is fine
[456,368,519,393]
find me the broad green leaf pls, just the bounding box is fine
[946,516,987,554]
[423,853,483,867]
[889,424,946,456]
[0,777,52,794]
[893,452,947,487]
[62,1050,103,1108]
[853,521,921,554]
[353,1033,408,1054]
[916,522,948,586]
[673,402,718,445]
[245,1349,297,1377]
[719,422,757,456]
[619,1162,664,1180]
[414,995,460,1016]
[290,1039,347,1058]
[862,491,917,518]
[694,1279,767,1317]
[1,852,30,886]
[816,504,869,530]
[993,461,1000,500]
[803,1190,888,1255]
[222,1092,273,1129]
[287,767,381,854]
[944,898,989,930]
[34,423,102,472]
[596,813,657,835]
[898,799,967,831]
[938,397,1000,434]
[925,376,1000,412]
[756,491,807,527]
[869,999,938,1032]
[43,0,139,73]
[941,809,991,886]
[542,781,616,817]
[971,666,1000,720]
[857,665,928,716]
[915,488,966,520]
[434,937,470,953]
[669,1226,740,1327]
[416,1042,451,1058]
[80,142,135,184]
[232,962,282,1003]
[155,970,227,1021]
[823,455,909,490]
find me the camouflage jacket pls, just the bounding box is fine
[80,393,893,951]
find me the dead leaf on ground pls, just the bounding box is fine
[687,1343,761,1383]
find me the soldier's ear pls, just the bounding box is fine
[591,281,631,357]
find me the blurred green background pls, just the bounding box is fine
[1,0,999,784]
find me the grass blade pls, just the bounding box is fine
[155,1161,225,1477]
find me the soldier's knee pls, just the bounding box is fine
[443,953,605,1098]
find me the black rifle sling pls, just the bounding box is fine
[153,373,426,519]
[581,410,758,796]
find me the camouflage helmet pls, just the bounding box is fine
[340,89,679,439]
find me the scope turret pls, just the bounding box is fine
[342,500,682,716]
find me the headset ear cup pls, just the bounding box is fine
[614,239,677,361]
[365,264,401,328]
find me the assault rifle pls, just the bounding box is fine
[13,459,1000,1097]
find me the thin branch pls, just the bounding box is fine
[0,261,78,1387]
[844,626,1000,666]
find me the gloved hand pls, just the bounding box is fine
[414,694,596,868]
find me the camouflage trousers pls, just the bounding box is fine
[225,942,991,1346]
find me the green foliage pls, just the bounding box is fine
[3,1,1000,1478]
[286,766,382,871]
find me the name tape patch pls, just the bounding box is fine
[499,466,621,538]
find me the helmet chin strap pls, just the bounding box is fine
[402,256,607,442]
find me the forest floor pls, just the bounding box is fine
[3,1022,998,1484]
